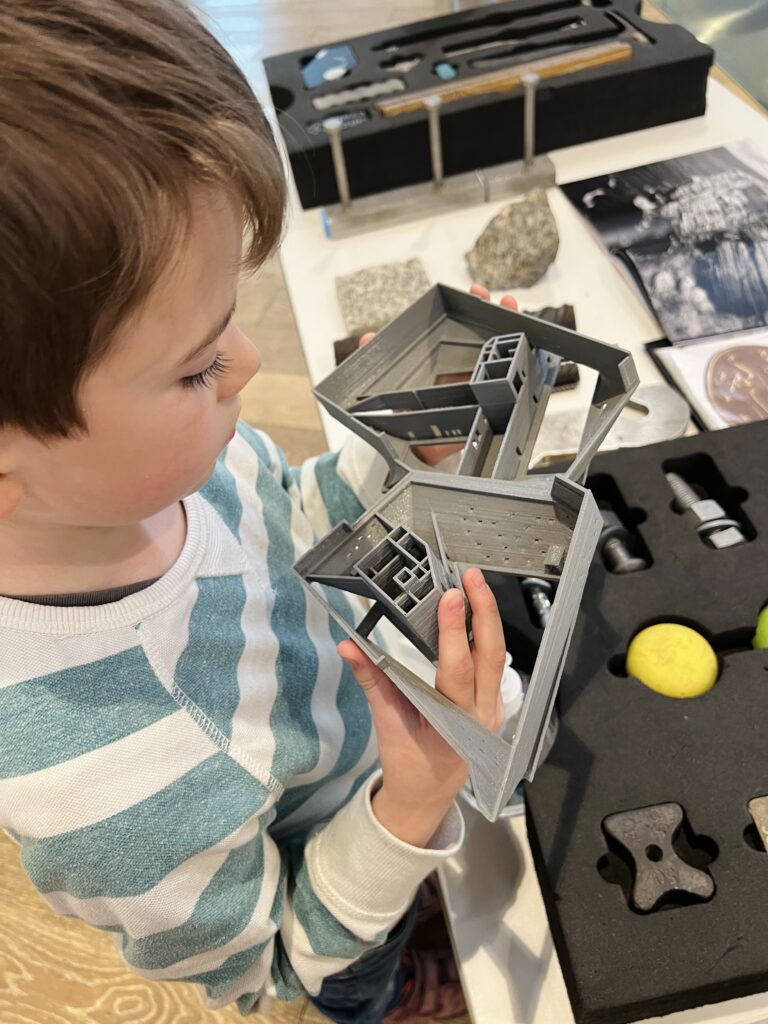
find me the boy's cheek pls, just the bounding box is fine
[70,403,220,521]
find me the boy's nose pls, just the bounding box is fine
[218,326,261,399]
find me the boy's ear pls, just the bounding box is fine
[0,473,23,519]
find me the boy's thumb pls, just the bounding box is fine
[337,641,394,712]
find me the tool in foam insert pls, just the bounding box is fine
[434,61,458,80]
[521,577,554,628]
[602,803,715,913]
[307,109,368,136]
[665,471,746,549]
[626,624,718,699]
[753,605,768,650]
[748,796,768,851]
[313,78,405,113]
[301,45,358,89]
[375,40,631,117]
[457,10,651,70]
[444,14,587,59]
[597,504,647,574]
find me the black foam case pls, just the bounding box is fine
[524,420,768,1024]
[263,0,713,210]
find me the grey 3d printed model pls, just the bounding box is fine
[297,283,637,820]
[314,285,638,487]
[294,470,602,821]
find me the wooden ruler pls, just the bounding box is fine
[375,40,632,117]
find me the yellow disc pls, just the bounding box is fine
[626,623,718,699]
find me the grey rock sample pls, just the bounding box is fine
[336,258,431,335]
[466,190,559,290]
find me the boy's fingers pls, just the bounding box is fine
[463,568,507,720]
[435,589,475,711]
[468,283,517,310]
[358,332,376,347]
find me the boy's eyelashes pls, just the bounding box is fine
[180,351,232,390]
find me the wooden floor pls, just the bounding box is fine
[0,3,472,1023]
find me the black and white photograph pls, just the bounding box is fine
[563,141,768,342]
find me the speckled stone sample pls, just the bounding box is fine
[466,190,559,290]
[335,258,431,335]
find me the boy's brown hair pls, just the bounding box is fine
[0,0,287,437]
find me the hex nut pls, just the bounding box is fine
[684,498,727,526]
[707,525,745,549]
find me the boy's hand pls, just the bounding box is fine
[358,284,518,467]
[338,566,505,847]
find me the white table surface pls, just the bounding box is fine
[277,76,768,1024]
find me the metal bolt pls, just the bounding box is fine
[424,95,444,190]
[323,117,351,208]
[521,577,553,628]
[665,472,746,549]
[599,508,647,574]
[521,72,539,171]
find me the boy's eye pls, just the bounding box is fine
[181,352,231,389]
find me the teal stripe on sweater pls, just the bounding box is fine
[173,576,246,742]
[0,647,177,779]
[188,941,268,1000]
[254,458,322,783]
[124,837,266,969]
[313,451,364,529]
[274,586,373,827]
[21,753,271,898]
[290,842,382,959]
[262,855,305,1003]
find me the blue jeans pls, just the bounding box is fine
[308,899,418,1024]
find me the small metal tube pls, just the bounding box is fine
[522,72,539,171]
[323,117,351,208]
[424,95,444,189]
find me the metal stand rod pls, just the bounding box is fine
[323,117,351,209]
[522,73,539,172]
[424,95,444,189]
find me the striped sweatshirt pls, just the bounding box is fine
[0,423,464,1013]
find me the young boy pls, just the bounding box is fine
[0,2,506,1022]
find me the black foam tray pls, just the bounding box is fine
[525,420,768,1024]
[263,0,713,209]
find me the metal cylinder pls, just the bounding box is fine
[521,72,539,171]
[323,117,351,208]
[530,587,552,626]
[424,95,444,189]
[521,577,553,628]
[602,535,646,575]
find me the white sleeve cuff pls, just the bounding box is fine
[305,771,465,941]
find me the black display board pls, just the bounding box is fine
[263,0,713,209]
[525,420,768,1024]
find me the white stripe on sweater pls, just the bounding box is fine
[273,724,378,839]
[282,464,346,790]
[0,625,140,688]
[134,826,284,981]
[223,439,281,776]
